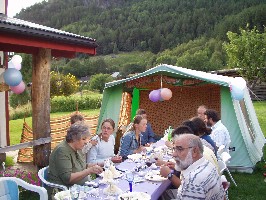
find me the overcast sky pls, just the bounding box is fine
[7,0,45,17]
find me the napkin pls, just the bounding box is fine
[110,165,121,178]
[103,181,123,196]
[54,190,71,200]
[102,169,114,180]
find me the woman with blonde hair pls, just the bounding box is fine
[119,115,147,158]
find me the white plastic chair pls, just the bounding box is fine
[38,166,68,191]
[218,152,237,187]
[0,177,48,200]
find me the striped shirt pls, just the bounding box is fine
[176,157,224,200]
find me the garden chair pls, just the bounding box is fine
[0,177,48,200]
[218,152,237,187]
[38,166,68,191]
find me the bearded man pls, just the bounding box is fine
[160,134,224,200]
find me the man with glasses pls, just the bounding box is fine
[160,134,224,200]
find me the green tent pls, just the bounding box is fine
[97,64,264,172]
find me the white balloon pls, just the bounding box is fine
[11,55,23,65]
[8,61,15,68]
[230,77,246,101]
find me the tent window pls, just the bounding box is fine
[239,100,256,142]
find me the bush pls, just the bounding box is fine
[50,94,102,113]
[89,73,113,93]
[9,103,32,120]
[9,90,31,108]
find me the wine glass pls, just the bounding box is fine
[70,184,80,200]
[125,170,134,192]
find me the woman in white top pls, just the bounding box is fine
[87,118,122,165]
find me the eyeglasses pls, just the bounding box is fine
[172,146,194,153]
[102,126,113,131]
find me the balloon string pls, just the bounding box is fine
[160,74,163,89]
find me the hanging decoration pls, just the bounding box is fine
[149,74,173,102]
[230,77,246,101]
[1,55,25,94]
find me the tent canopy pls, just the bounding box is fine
[98,64,264,173]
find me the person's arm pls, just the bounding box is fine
[69,165,103,184]
[147,123,156,143]
[160,165,181,188]
[119,134,132,157]
[87,144,98,164]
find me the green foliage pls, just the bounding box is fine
[51,95,102,113]
[17,0,265,55]
[9,90,31,108]
[89,73,114,93]
[156,37,227,71]
[20,54,32,84]
[4,156,15,167]
[50,71,79,97]
[223,26,266,88]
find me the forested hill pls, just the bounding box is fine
[17,0,266,55]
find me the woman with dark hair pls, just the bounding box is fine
[118,115,147,158]
[48,121,103,188]
[191,117,217,156]
[87,118,122,165]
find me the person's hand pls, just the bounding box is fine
[155,159,166,166]
[88,165,103,175]
[111,155,122,163]
[90,139,98,146]
[165,141,173,148]
[145,143,152,147]
[166,161,176,170]
[160,165,171,178]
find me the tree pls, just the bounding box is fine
[223,27,266,89]
[89,73,113,93]
[50,72,79,97]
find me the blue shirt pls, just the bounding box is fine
[140,122,155,145]
[119,131,140,157]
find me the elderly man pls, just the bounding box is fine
[165,134,224,199]
[197,105,208,121]
[204,109,231,151]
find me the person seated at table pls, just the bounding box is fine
[87,118,122,165]
[136,109,156,146]
[159,125,219,187]
[48,121,103,190]
[191,117,217,156]
[161,134,224,200]
[118,115,147,159]
[70,114,98,156]
[182,119,216,154]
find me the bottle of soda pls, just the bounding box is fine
[167,126,172,141]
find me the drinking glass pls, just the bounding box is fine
[125,170,134,192]
[70,184,80,200]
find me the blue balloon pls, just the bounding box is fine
[3,68,22,86]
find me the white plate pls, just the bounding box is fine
[118,192,151,200]
[145,171,167,182]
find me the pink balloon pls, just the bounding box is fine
[10,81,25,94]
[161,88,172,100]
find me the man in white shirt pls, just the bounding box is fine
[173,134,224,200]
[204,109,231,151]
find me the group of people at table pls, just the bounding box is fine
[47,106,231,200]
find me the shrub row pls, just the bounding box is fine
[51,95,102,113]
[9,95,102,120]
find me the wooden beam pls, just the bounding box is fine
[0,32,96,55]
[32,48,51,168]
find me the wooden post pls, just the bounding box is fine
[32,48,51,169]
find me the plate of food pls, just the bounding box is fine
[145,171,167,182]
[54,190,71,200]
[118,192,151,200]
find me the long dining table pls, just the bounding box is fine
[85,139,172,200]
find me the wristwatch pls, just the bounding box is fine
[167,171,174,180]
